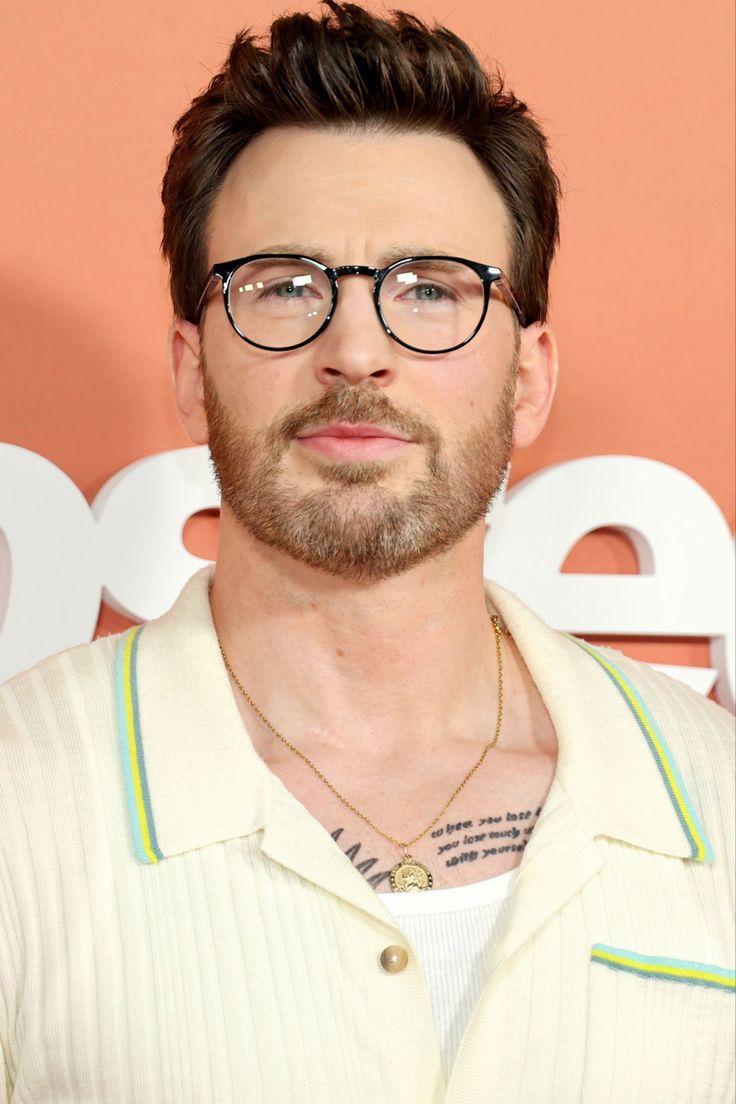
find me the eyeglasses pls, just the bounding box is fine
[194,253,525,355]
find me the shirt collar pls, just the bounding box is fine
[487,584,712,865]
[115,564,712,866]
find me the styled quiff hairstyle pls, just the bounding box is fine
[161,0,561,326]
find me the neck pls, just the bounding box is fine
[209,517,505,760]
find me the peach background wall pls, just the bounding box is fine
[1,0,734,674]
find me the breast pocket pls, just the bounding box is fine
[582,943,735,1104]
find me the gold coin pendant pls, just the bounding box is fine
[389,855,433,892]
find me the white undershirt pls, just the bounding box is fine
[377,867,519,1078]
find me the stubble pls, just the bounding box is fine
[203,357,517,582]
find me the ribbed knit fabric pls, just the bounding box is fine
[378,868,518,1077]
[0,566,733,1102]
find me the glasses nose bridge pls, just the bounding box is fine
[331,263,380,285]
[329,265,383,339]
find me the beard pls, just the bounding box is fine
[203,354,517,583]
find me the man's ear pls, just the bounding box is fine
[512,322,559,449]
[168,317,209,445]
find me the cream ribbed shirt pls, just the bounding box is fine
[378,869,519,1078]
[1,566,733,1102]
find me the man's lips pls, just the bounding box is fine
[294,422,414,459]
[295,422,412,441]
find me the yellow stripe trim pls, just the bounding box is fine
[574,639,706,862]
[593,949,735,988]
[121,627,159,864]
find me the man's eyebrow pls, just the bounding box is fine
[246,243,457,267]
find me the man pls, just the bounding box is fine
[0,2,733,1101]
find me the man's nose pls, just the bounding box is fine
[310,273,399,386]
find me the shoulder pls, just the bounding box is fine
[582,640,734,751]
[0,632,123,733]
[0,632,127,802]
[579,640,735,824]
[0,633,140,953]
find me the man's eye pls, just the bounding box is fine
[269,281,308,298]
[412,284,445,300]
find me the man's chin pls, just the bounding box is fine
[290,442,413,488]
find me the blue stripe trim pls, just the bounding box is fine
[115,629,146,863]
[592,943,736,992]
[620,670,711,861]
[114,627,164,864]
[128,629,163,861]
[570,637,713,863]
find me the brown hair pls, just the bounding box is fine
[161,0,561,326]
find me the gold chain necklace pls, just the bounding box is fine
[218,613,505,893]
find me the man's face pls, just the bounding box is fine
[195,126,522,582]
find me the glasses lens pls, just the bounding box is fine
[227,258,332,348]
[379,259,485,351]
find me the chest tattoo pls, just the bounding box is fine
[331,804,543,887]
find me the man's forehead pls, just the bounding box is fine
[232,241,482,268]
[206,126,513,266]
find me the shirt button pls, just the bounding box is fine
[380,945,409,973]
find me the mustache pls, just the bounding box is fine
[277,385,437,447]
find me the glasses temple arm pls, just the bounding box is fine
[193,272,220,324]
